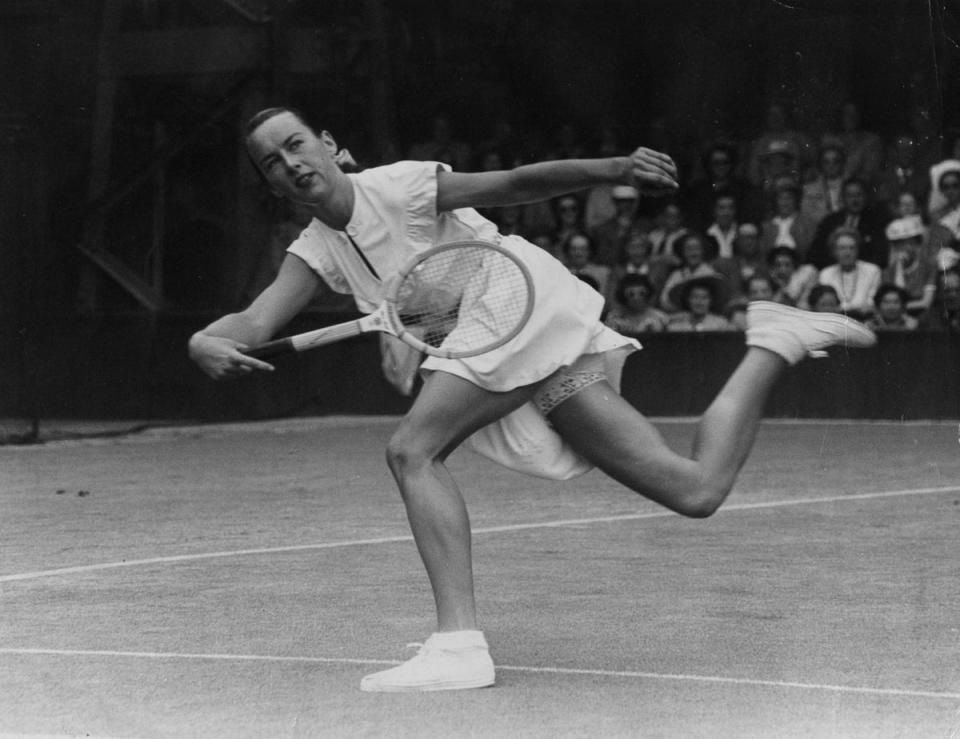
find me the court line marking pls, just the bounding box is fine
[2,485,958,584]
[0,647,957,701]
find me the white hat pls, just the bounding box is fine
[885,216,925,242]
[611,185,639,200]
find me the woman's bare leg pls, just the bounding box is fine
[385,370,539,631]
[549,347,785,517]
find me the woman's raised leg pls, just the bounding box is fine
[548,347,785,517]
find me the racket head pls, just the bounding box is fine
[383,240,535,359]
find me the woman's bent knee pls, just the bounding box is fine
[670,481,731,518]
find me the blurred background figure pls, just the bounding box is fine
[817,226,882,320]
[808,284,843,313]
[666,275,735,332]
[829,101,883,184]
[590,185,643,267]
[808,177,891,269]
[563,232,611,302]
[746,102,812,188]
[801,142,847,224]
[924,268,960,331]
[659,232,721,312]
[603,274,669,335]
[881,216,937,318]
[761,182,817,262]
[875,134,930,217]
[767,246,818,310]
[866,284,919,331]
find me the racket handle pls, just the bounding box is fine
[245,337,295,359]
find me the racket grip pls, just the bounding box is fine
[245,337,295,359]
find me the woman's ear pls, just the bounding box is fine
[319,130,338,155]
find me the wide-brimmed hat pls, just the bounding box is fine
[760,138,798,159]
[885,216,925,242]
[667,272,729,311]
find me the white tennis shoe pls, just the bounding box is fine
[360,631,495,692]
[745,301,877,365]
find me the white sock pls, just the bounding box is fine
[428,630,488,649]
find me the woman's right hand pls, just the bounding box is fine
[188,333,275,380]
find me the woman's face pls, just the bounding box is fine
[247,112,339,204]
[813,291,841,312]
[772,254,795,281]
[896,192,919,217]
[833,236,859,267]
[558,198,580,225]
[747,278,774,301]
[681,238,705,266]
[625,236,649,264]
[623,285,650,311]
[940,175,960,207]
[775,189,797,216]
[878,292,905,322]
[688,286,712,316]
[567,237,591,266]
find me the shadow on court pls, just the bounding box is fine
[1,417,959,737]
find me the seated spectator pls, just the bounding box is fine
[830,101,884,184]
[607,229,673,305]
[808,176,891,269]
[874,134,930,217]
[704,193,739,260]
[590,185,643,267]
[866,284,919,331]
[604,274,669,335]
[767,245,819,309]
[755,138,803,214]
[817,226,882,319]
[659,232,721,312]
[666,275,736,332]
[881,216,937,317]
[808,284,843,313]
[712,222,767,302]
[684,141,762,230]
[563,232,611,300]
[761,182,817,262]
[801,141,847,224]
[553,195,586,249]
[745,273,780,303]
[648,200,691,262]
[927,162,960,271]
[746,103,812,188]
[923,267,960,331]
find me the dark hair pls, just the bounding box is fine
[615,273,654,304]
[873,283,910,308]
[701,141,739,173]
[767,245,800,267]
[245,106,311,137]
[808,284,840,306]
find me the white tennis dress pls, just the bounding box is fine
[287,161,639,479]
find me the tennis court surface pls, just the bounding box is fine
[2,416,959,738]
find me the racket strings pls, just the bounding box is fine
[395,245,531,351]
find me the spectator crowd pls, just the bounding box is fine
[401,103,960,336]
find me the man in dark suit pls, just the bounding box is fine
[808,177,891,269]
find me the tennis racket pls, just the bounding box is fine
[244,240,535,360]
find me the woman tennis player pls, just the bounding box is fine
[189,107,876,692]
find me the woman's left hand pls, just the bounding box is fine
[628,147,679,197]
